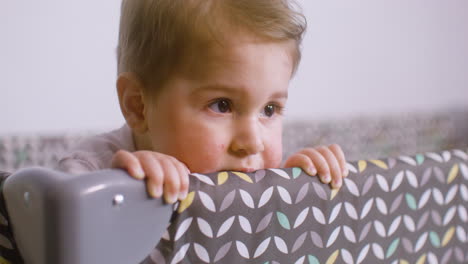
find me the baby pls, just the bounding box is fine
[58,0,348,204]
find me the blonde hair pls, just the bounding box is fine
[117,0,306,93]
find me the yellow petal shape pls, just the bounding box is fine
[442,226,455,247]
[218,172,229,185]
[232,172,253,183]
[330,188,340,200]
[447,164,459,184]
[358,160,367,172]
[178,191,195,213]
[369,159,388,170]
[325,250,340,264]
[0,257,11,264]
[399,260,409,264]
[416,254,426,264]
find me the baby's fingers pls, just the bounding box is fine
[284,153,317,176]
[316,146,343,188]
[138,154,164,199]
[161,159,181,204]
[329,144,348,177]
[298,148,332,184]
[111,150,145,179]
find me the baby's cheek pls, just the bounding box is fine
[263,142,283,169]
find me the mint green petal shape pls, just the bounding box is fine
[405,193,417,210]
[386,238,400,258]
[276,212,291,230]
[416,154,424,165]
[293,167,302,179]
[308,255,320,264]
[430,231,441,247]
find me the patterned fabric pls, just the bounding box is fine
[1,110,467,172]
[0,172,24,264]
[145,149,468,264]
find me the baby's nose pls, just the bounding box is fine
[230,121,265,156]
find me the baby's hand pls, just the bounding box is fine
[111,150,190,204]
[284,144,348,189]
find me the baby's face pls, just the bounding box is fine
[144,38,294,173]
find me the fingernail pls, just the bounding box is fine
[343,169,349,177]
[333,179,342,188]
[308,167,317,175]
[135,168,145,179]
[179,190,188,201]
[322,174,331,183]
[164,193,177,204]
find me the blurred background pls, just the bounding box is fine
[1,0,467,135]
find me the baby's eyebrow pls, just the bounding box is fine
[191,84,288,100]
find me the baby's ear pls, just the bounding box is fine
[116,72,148,133]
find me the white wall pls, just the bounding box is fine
[1,0,467,135]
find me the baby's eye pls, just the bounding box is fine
[261,104,282,118]
[208,99,232,113]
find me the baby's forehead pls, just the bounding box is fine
[177,37,295,80]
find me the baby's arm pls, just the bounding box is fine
[111,150,190,204]
[283,144,348,189]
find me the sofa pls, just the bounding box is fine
[0,109,467,263]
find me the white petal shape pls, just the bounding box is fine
[344,178,359,196]
[343,225,357,243]
[258,186,274,208]
[372,243,384,260]
[442,150,451,162]
[274,236,288,254]
[341,248,354,264]
[433,188,444,205]
[356,244,370,264]
[217,216,236,237]
[239,189,255,209]
[312,206,326,224]
[174,217,193,241]
[199,191,216,212]
[269,168,290,179]
[454,150,468,160]
[347,162,357,173]
[194,243,210,263]
[376,174,389,192]
[197,218,214,238]
[293,207,310,229]
[294,256,305,264]
[406,170,418,188]
[403,215,416,232]
[238,215,252,234]
[445,185,458,205]
[461,163,468,179]
[253,237,271,258]
[427,252,438,264]
[458,205,468,222]
[236,240,250,259]
[418,189,432,209]
[277,186,292,204]
[443,206,457,226]
[191,173,215,186]
[388,216,402,237]
[415,232,428,252]
[460,184,468,201]
[360,199,374,219]
[214,242,232,262]
[375,198,388,215]
[456,226,467,242]
[345,202,358,220]
[427,152,443,163]
[399,156,417,166]
[374,220,386,237]
[391,171,404,191]
[326,226,341,247]
[329,203,342,224]
[170,243,190,264]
